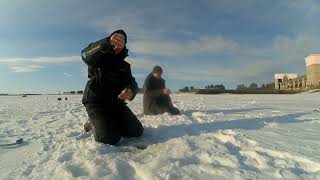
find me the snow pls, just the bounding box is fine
[0,94,320,179]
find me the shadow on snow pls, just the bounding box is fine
[132,111,310,147]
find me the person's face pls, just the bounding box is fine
[152,72,162,79]
[111,33,125,54]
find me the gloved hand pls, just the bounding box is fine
[118,88,133,100]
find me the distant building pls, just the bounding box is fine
[274,73,298,90]
[305,54,320,89]
[274,54,320,91]
[279,75,306,91]
[274,73,307,91]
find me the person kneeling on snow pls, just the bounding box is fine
[143,66,180,115]
[81,30,143,145]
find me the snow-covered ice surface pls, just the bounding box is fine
[0,93,320,179]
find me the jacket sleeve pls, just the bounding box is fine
[126,67,139,101]
[143,76,163,98]
[81,38,114,67]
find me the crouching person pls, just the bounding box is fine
[143,66,180,115]
[81,30,143,145]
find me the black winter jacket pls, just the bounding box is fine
[81,37,138,105]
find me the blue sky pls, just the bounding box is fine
[0,0,319,94]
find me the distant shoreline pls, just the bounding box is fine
[194,89,304,95]
[2,89,318,96]
[0,94,60,96]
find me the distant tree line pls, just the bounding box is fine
[236,82,274,90]
[204,84,226,90]
[179,86,196,93]
[63,91,83,95]
[177,81,304,95]
[179,84,226,93]
[179,82,275,93]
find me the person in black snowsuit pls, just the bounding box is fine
[81,30,143,145]
[143,66,180,115]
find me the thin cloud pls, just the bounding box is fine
[0,56,79,65]
[95,11,168,41]
[31,56,80,64]
[63,72,72,78]
[126,58,158,70]
[10,65,43,73]
[129,36,239,57]
[0,56,80,73]
[165,65,239,81]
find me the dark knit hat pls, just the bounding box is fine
[110,30,127,44]
[152,65,163,73]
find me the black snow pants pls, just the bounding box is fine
[152,95,180,115]
[85,103,144,145]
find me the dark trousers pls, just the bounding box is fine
[155,106,180,115]
[148,95,181,115]
[85,103,144,145]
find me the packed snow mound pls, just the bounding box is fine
[0,94,319,179]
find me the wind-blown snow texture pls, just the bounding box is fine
[0,94,319,179]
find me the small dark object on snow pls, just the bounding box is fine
[0,138,24,147]
[314,109,319,112]
[16,138,23,144]
[135,144,148,150]
[84,120,92,132]
[57,98,62,100]
[65,97,68,100]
